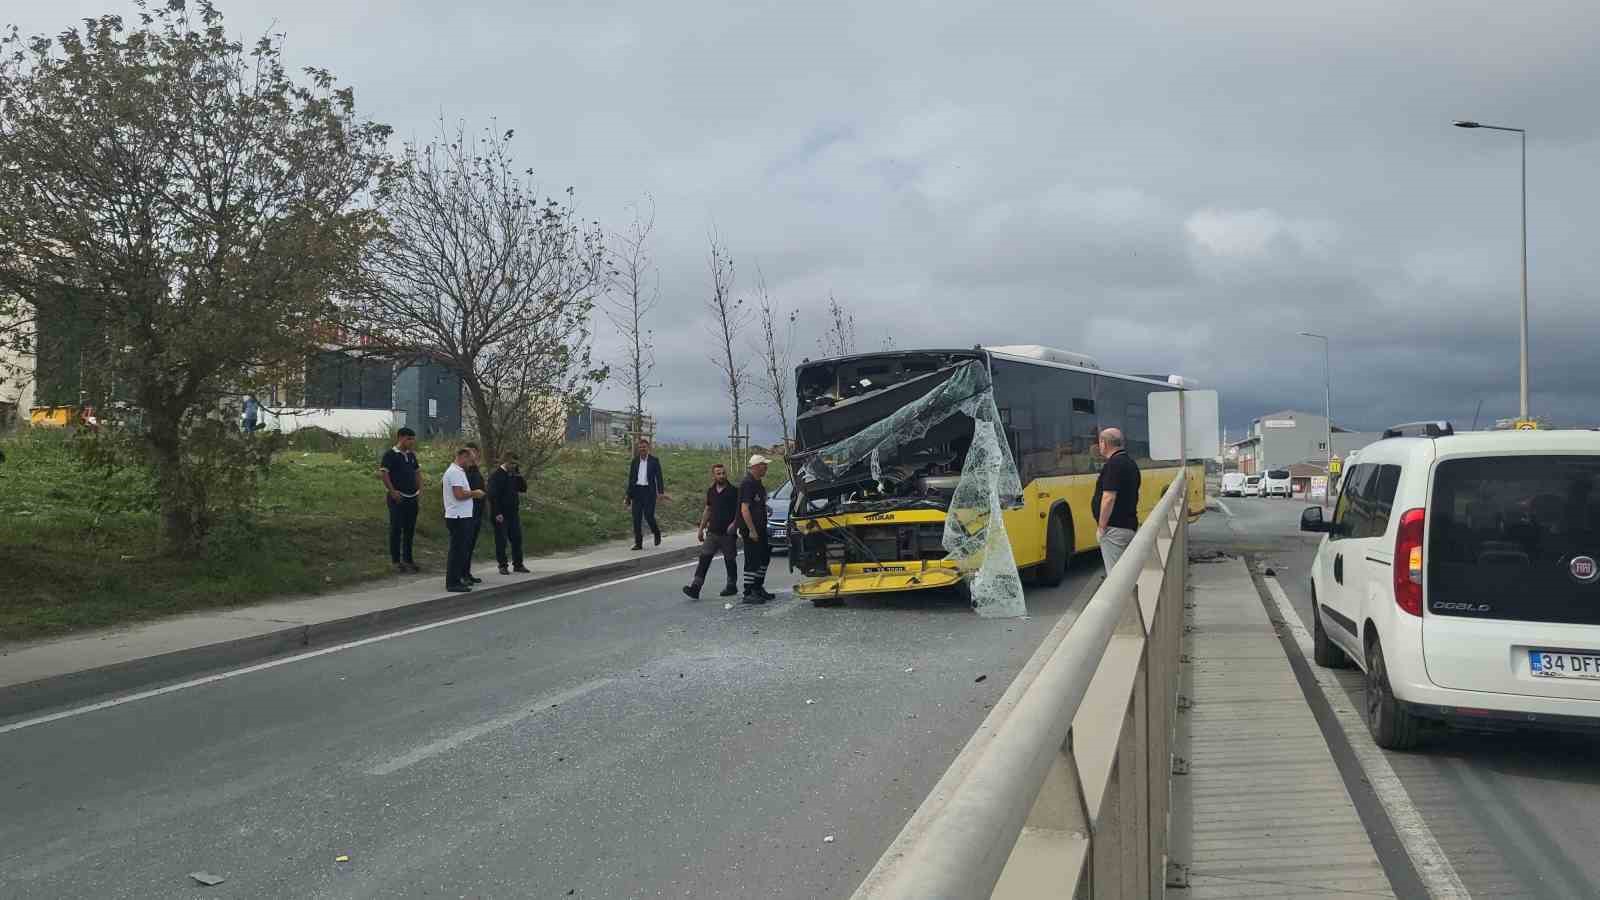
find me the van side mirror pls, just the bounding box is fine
[1300,507,1329,533]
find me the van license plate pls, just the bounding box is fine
[1529,650,1600,680]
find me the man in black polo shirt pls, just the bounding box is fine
[379,427,424,573]
[682,463,740,599]
[1092,427,1141,575]
[738,454,775,603]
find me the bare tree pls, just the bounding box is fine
[751,268,796,449]
[705,233,750,453]
[604,198,659,444]
[352,120,607,471]
[818,293,857,358]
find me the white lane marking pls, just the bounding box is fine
[0,561,697,736]
[367,677,613,776]
[1263,575,1471,899]
[1214,498,1235,518]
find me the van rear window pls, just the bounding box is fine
[1429,456,1600,624]
[1267,469,1290,479]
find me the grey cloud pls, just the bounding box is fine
[16,0,1600,441]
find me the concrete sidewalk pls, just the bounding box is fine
[1174,558,1394,899]
[0,530,702,719]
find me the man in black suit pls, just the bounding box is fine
[624,439,667,549]
[488,452,530,575]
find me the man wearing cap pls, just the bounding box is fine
[379,427,424,573]
[738,454,776,603]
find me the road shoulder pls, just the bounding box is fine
[0,532,700,722]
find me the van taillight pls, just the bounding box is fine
[1393,508,1425,617]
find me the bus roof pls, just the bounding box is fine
[797,347,1184,389]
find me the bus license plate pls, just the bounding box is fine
[1529,650,1600,680]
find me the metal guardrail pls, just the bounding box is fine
[854,471,1190,899]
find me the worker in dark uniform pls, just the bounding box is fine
[379,427,423,573]
[488,452,530,575]
[682,463,740,599]
[739,454,775,603]
[625,438,667,550]
[463,443,486,583]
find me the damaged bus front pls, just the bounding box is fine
[787,351,1027,616]
[785,346,1206,615]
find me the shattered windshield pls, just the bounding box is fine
[792,358,1027,617]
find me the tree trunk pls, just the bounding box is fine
[465,379,499,468]
[146,415,197,557]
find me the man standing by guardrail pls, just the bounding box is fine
[1093,427,1141,574]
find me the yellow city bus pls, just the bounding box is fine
[786,345,1205,606]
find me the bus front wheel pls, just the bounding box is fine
[1037,511,1071,587]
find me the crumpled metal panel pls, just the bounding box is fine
[797,360,1027,617]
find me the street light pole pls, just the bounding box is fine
[1299,331,1331,507]
[1454,120,1530,419]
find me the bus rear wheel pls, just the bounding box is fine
[1037,511,1071,587]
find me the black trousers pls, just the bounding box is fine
[445,517,474,587]
[690,533,738,588]
[494,512,524,568]
[629,486,660,545]
[742,532,772,592]
[464,513,482,576]
[387,496,419,563]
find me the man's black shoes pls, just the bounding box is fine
[719,584,738,597]
[682,585,701,600]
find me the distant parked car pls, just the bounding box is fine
[1221,472,1247,497]
[1262,468,1292,498]
[1243,475,1262,497]
[768,480,792,554]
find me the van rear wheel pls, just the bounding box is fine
[1366,637,1424,750]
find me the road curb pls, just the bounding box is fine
[0,545,700,723]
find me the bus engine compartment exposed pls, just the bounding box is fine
[787,352,1026,616]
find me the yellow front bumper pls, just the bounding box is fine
[793,562,965,599]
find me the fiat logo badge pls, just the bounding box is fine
[1572,556,1599,584]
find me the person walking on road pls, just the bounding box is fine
[380,427,423,573]
[442,448,485,593]
[682,463,740,599]
[1092,427,1141,575]
[488,452,530,575]
[738,454,775,603]
[462,443,486,584]
[625,438,667,550]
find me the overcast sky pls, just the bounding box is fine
[14,0,1600,441]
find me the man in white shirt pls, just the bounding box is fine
[442,447,485,592]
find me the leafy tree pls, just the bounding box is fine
[0,1,392,553]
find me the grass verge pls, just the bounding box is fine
[0,429,777,643]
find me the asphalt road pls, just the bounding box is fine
[0,553,1101,899]
[1202,495,1600,900]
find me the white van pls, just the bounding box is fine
[1221,472,1247,497]
[1243,475,1262,497]
[1262,468,1292,498]
[1301,423,1600,749]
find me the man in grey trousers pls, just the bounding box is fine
[1092,427,1141,575]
